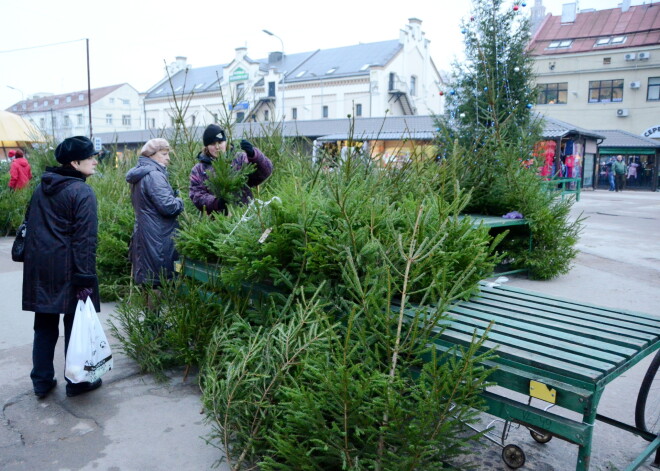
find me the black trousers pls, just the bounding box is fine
[31,312,74,393]
[615,174,625,191]
[30,311,95,394]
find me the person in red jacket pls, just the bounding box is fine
[9,149,32,190]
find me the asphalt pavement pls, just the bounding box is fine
[0,189,658,471]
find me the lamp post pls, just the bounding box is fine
[262,29,285,120]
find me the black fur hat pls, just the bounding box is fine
[203,124,226,146]
[55,136,98,165]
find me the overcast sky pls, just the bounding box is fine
[0,0,647,110]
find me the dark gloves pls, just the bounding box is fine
[77,287,93,302]
[240,140,255,158]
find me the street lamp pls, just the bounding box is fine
[262,29,286,120]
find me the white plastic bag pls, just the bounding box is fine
[65,298,113,384]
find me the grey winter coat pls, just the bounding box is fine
[22,166,100,314]
[126,156,184,286]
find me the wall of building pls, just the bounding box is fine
[13,84,142,140]
[533,45,660,138]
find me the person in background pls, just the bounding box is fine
[605,158,616,191]
[189,124,273,215]
[126,138,184,287]
[612,154,627,192]
[21,136,102,399]
[9,149,32,190]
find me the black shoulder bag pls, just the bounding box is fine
[11,193,33,263]
[11,221,27,262]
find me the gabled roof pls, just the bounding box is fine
[285,40,402,84]
[595,129,660,148]
[528,4,660,56]
[145,39,403,98]
[7,84,130,114]
[145,64,226,99]
[540,114,605,140]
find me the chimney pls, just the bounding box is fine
[561,3,577,23]
[175,56,187,69]
[268,51,283,64]
[621,0,631,12]
[235,47,247,60]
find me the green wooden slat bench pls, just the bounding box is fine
[462,214,532,276]
[178,260,659,470]
[429,281,660,471]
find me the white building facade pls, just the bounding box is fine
[7,83,143,140]
[143,18,443,129]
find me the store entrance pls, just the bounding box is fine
[597,154,656,190]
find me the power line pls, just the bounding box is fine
[0,38,85,55]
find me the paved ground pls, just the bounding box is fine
[0,189,658,470]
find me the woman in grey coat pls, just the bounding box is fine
[126,139,184,286]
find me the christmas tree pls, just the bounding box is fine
[442,0,539,149]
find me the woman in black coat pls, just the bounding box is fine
[22,136,103,398]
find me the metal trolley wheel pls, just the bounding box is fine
[530,428,553,444]
[635,350,660,437]
[502,443,526,469]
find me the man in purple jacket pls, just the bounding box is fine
[189,124,273,215]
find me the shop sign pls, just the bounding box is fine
[229,67,249,82]
[642,125,660,139]
[228,101,249,111]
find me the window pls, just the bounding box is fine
[236,83,244,94]
[122,115,131,126]
[264,110,270,121]
[295,70,306,78]
[33,102,38,109]
[54,98,59,105]
[236,112,245,123]
[122,99,130,105]
[548,39,573,49]
[149,118,156,128]
[322,105,329,118]
[77,114,83,125]
[109,98,115,104]
[51,116,57,128]
[268,81,276,97]
[40,118,45,128]
[106,114,113,125]
[194,83,205,90]
[389,73,395,91]
[588,79,624,103]
[44,100,49,106]
[78,94,84,101]
[595,36,627,46]
[537,82,568,104]
[191,115,196,126]
[63,115,70,127]
[648,77,660,101]
[410,76,417,96]
[360,64,370,71]
[355,104,363,117]
[292,107,297,120]
[326,67,337,74]
[603,57,612,65]
[66,96,71,103]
